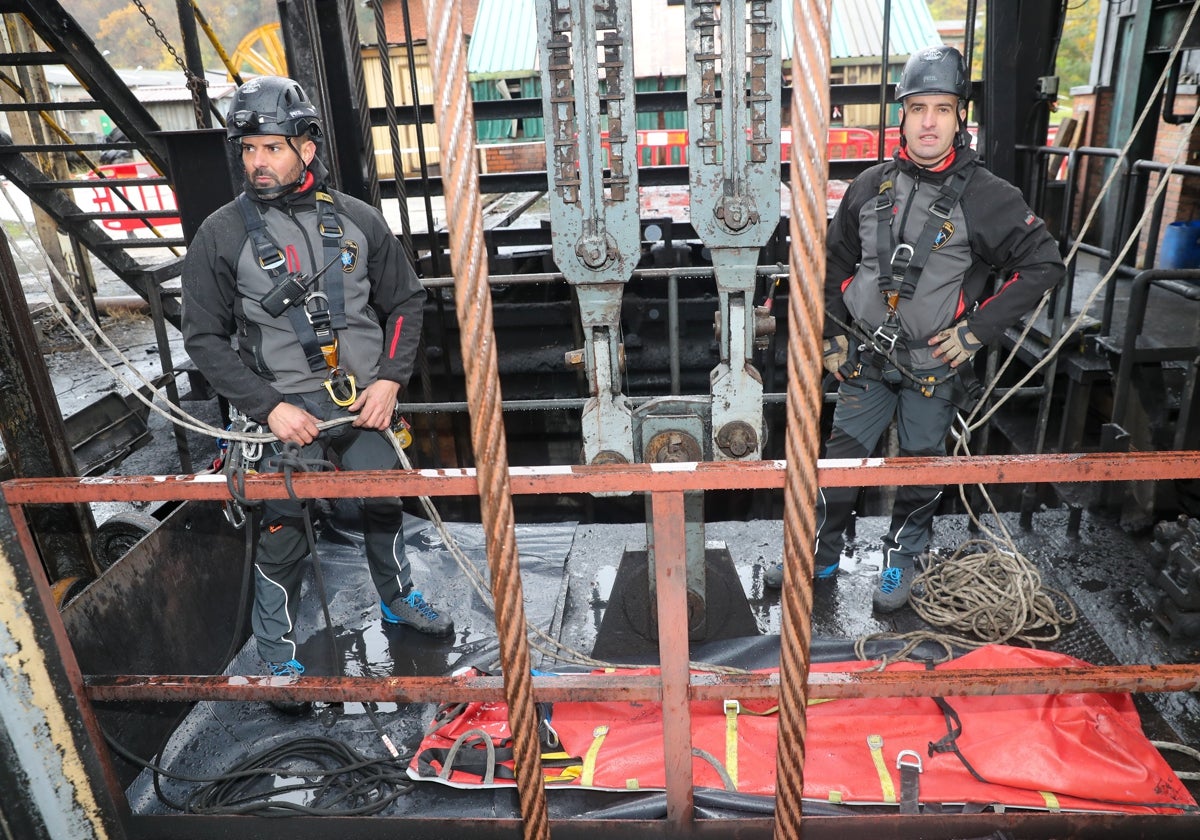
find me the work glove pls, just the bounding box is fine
[930,323,983,368]
[822,335,849,376]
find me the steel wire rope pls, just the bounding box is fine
[776,0,833,834]
[854,1,1200,666]
[422,1,547,834]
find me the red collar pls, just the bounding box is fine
[898,146,957,172]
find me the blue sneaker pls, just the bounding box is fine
[381,589,453,636]
[763,560,839,589]
[872,566,914,613]
[266,659,308,714]
[268,659,305,678]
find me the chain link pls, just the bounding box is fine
[130,0,207,126]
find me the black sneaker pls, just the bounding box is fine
[381,589,454,636]
[872,566,914,613]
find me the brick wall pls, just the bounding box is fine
[480,141,547,174]
[1068,87,1200,265]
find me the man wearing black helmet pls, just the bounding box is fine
[182,76,451,681]
[765,46,1064,613]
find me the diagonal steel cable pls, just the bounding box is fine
[776,1,832,837]
[422,2,549,837]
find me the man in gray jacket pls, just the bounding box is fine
[766,46,1064,612]
[183,77,451,679]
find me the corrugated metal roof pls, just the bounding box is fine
[467,0,538,79]
[466,0,942,79]
[785,0,942,61]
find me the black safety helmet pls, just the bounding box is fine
[894,45,971,151]
[894,45,969,103]
[226,76,322,142]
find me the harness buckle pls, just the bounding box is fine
[889,243,914,281]
[919,374,938,398]
[896,750,923,773]
[305,291,332,328]
[929,197,954,220]
[258,251,286,272]
[872,322,900,353]
[323,367,358,407]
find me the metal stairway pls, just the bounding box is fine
[0,0,188,325]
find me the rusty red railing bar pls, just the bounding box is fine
[83,662,1200,705]
[5,450,1200,506]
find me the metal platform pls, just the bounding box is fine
[61,500,1200,828]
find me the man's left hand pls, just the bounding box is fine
[349,379,401,429]
[929,324,982,368]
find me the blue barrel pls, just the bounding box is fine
[1160,219,1200,269]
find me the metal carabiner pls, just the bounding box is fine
[323,367,358,407]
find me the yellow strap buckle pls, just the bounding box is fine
[919,374,937,398]
[723,699,740,791]
[320,335,340,370]
[867,734,897,803]
[323,367,357,407]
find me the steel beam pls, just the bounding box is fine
[0,504,125,839]
[82,662,1200,705]
[6,450,1200,506]
[0,221,99,580]
[119,812,1200,839]
[10,0,169,171]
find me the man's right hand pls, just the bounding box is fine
[267,402,320,446]
[823,335,850,377]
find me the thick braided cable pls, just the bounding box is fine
[775,1,831,836]
[423,3,549,837]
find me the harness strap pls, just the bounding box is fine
[928,694,991,785]
[866,734,898,803]
[581,724,609,788]
[315,191,347,330]
[723,699,740,791]
[875,163,976,300]
[237,194,328,373]
[899,166,975,300]
[897,749,923,814]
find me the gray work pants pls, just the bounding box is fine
[252,390,410,664]
[814,370,956,572]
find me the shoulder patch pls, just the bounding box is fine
[931,220,956,250]
[1024,211,1037,226]
[341,240,359,272]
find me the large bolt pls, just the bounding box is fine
[645,430,703,463]
[715,196,756,232]
[576,235,610,268]
[715,420,758,458]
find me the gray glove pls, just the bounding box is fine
[930,323,982,367]
[823,335,849,376]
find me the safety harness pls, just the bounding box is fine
[840,161,981,405]
[237,191,358,406]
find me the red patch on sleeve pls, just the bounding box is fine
[388,315,404,358]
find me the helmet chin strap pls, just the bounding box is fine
[248,136,309,200]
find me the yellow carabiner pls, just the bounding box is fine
[323,368,358,407]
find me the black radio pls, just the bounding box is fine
[260,249,346,318]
